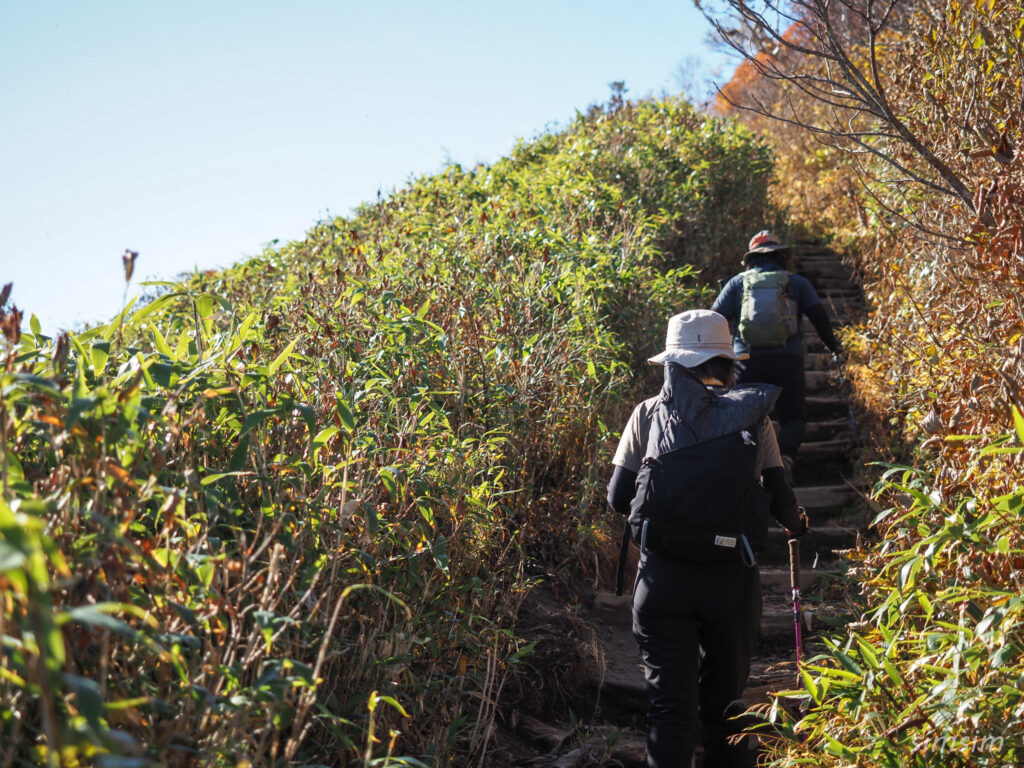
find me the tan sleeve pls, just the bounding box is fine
[612,402,651,473]
[759,415,783,471]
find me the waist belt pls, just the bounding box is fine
[614,517,757,596]
[644,518,757,567]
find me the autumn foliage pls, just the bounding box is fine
[716,0,1024,763]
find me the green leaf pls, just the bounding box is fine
[883,657,902,688]
[91,340,111,377]
[59,605,138,638]
[380,467,400,501]
[64,674,104,733]
[825,736,859,759]
[43,621,66,670]
[313,427,339,446]
[195,294,214,319]
[196,560,215,590]
[918,593,933,619]
[152,327,172,358]
[801,668,821,704]
[1013,407,1024,445]
[201,471,253,486]
[899,557,923,591]
[834,650,864,677]
[293,403,316,435]
[103,297,139,341]
[991,643,1018,668]
[0,540,27,572]
[268,337,299,376]
[855,635,879,669]
[7,373,60,395]
[509,640,537,662]
[368,692,410,718]
[335,394,356,433]
[240,408,279,437]
[253,610,297,652]
[228,435,250,473]
[67,395,102,429]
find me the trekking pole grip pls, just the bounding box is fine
[788,538,801,592]
[789,537,803,665]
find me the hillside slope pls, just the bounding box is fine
[0,96,778,766]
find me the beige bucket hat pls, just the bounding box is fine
[648,309,748,367]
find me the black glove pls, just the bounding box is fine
[785,506,809,538]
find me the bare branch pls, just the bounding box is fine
[704,0,980,232]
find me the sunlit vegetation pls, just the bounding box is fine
[0,96,775,766]
[715,0,1024,764]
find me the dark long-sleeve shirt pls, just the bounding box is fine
[712,259,838,356]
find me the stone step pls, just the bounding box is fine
[759,523,859,567]
[758,603,827,648]
[795,483,861,510]
[819,303,862,323]
[798,262,851,276]
[806,275,858,291]
[799,417,853,442]
[800,316,851,337]
[796,251,845,262]
[771,409,851,435]
[799,436,855,461]
[770,417,853,445]
[792,464,858,491]
[799,269,851,282]
[817,288,864,302]
[512,716,648,766]
[759,565,841,596]
[804,335,830,353]
[791,245,839,257]
[593,616,813,699]
[806,351,839,371]
[584,592,833,692]
[800,268,849,282]
[805,393,849,419]
[740,659,800,707]
[806,369,836,392]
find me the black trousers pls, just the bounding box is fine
[632,551,761,768]
[737,352,805,459]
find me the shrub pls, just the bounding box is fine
[0,95,774,766]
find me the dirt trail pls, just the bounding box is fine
[496,245,868,767]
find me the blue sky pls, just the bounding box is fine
[1,2,731,334]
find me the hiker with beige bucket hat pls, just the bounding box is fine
[607,309,808,767]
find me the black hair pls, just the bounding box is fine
[744,250,790,269]
[690,356,737,387]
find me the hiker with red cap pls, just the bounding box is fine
[711,230,839,480]
[607,309,807,767]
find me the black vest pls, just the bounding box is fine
[628,364,779,563]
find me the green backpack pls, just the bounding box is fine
[738,269,798,348]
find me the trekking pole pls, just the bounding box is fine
[789,537,803,666]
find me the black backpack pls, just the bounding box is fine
[615,365,778,595]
